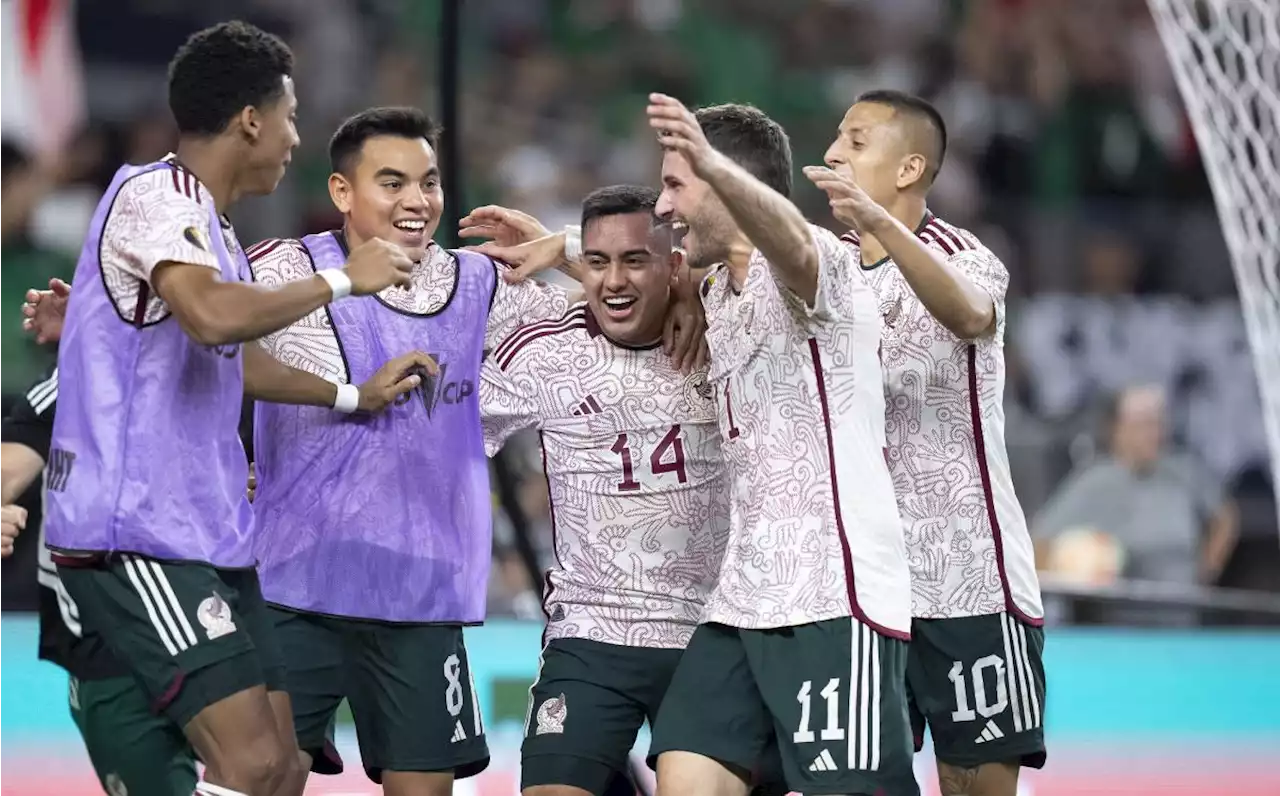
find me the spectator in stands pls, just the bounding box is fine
[1033,384,1239,625]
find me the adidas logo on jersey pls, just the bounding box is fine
[451,720,467,743]
[807,749,838,772]
[974,719,1005,744]
[571,394,604,416]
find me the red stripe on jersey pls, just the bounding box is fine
[131,281,150,327]
[925,219,970,254]
[169,165,181,196]
[919,227,956,256]
[965,344,1043,628]
[494,308,588,370]
[245,238,286,263]
[807,337,910,641]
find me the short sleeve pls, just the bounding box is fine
[103,170,221,284]
[772,224,860,322]
[248,239,322,362]
[485,263,571,350]
[1,367,58,460]
[479,357,542,457]
[931,234,1008,340]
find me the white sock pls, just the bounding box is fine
[194,783,249,796]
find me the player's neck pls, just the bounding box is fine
[858,195,929,266]
[173,139,241,212]
[726,234,754,287]
[341,222,368,250]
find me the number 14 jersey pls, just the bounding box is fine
[481,304,729,649]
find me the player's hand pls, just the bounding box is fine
[468,233,573,285]
[357,351,439,413]
[21,277,72,345]
[802,166,893,235]
[1,505,27,558]
[246,463,257,503]
[342,238,420,295]
[647,93,720,179]
[459,205,550,247]
[663,252,709,374]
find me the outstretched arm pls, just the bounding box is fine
[647,93,819,305]
[806,166,996,339]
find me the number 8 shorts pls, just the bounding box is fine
[649,619,920,796]
[906,612,1047,770]
[269,608,490,783]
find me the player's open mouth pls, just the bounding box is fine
[394,219,428,242]
[603,296,638,319]
[670,221,689,247]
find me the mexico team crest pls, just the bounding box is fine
[197,592,236,640]
[536,693,567,735]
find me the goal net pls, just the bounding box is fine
[1146,0,1280,524]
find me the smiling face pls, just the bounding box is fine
[581,212,676,345]
[822,100,931,208]
[655,149,736,270]
[328,134,443,251]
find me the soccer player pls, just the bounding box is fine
[480,184,728,796]
[640,94,917,796]
[245,105,597,795]
[807,90,1046,796]
[3,366,198,796]
[44,22,428,796]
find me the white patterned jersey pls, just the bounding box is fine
[482,304,728,648]
[246,233,569,381]
[101,155,244,325]
[848,213,1043,622]
[698,224,910,637]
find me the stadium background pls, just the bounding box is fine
[1,0,1278,794]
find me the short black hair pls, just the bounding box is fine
[694,104,793,198]
[856,89,948,185]
[167,21,293,137]
[580,184,660,229]
[329,106,442,175]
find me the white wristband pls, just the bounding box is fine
[317,269,353,301]
[333,383,360,414]
[563,224,582,263]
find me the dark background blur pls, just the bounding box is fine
[3,0,1277,623]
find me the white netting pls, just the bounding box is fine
[1147,0,1280,521]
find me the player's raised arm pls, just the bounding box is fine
[151,236,416,347]
[806,165,995,339]
[647,93,819,305]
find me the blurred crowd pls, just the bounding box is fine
[3,0,1277,622]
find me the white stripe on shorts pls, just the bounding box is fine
[146,559,199,647]
[847,620,882,771]
[999,613,1025,732]
[122,555,181,656]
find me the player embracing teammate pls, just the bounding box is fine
[483,90,1047,796]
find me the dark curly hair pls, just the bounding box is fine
[167,21,294,136]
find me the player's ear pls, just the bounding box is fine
[236,105,262,144]
[329,172,354,214]
[896,154,927,191]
